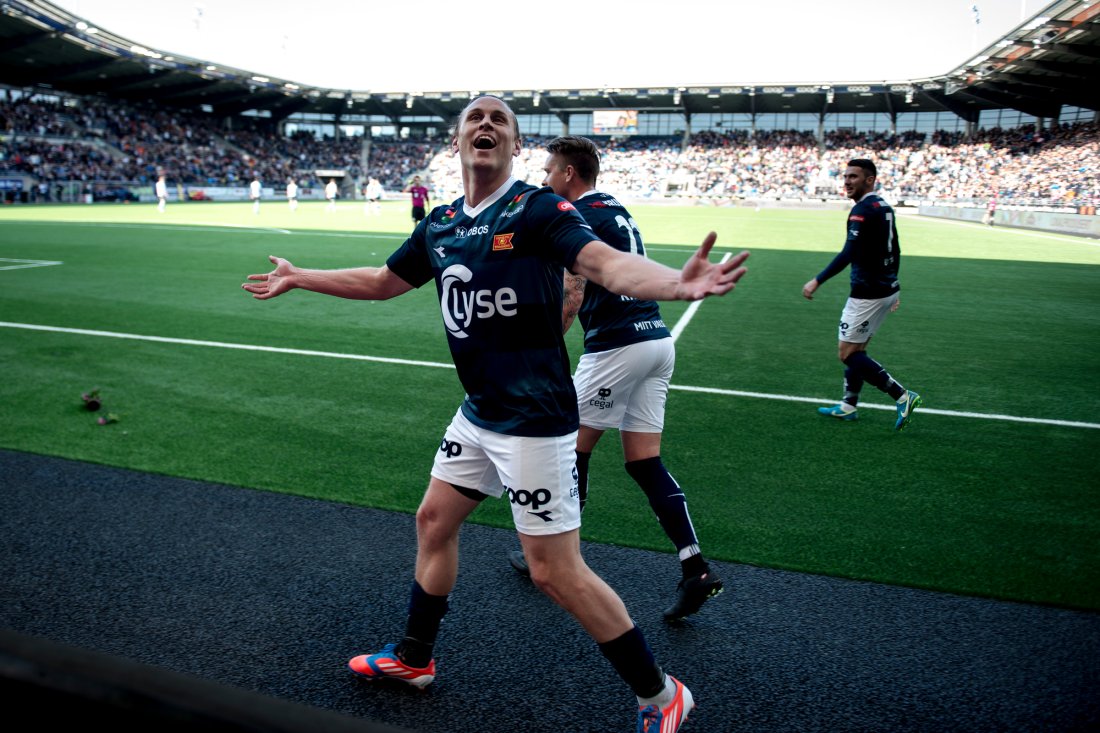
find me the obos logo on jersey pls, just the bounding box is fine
[439,264,519,339]
[455,224,489,238]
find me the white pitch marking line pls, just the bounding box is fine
[670,251,733,343]
[2,320,1097,430]
[0,321,455,370]
[0,258,64,271]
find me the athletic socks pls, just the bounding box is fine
[395,580,449,667]
[842,367,864,408]
[637,672,677,708]
[575,450,591,513]
[843,351,906,401]
[598,624,665,699]
[625,456,704,575]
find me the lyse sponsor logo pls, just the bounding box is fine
[557,201,575,212]
[440,265,519,339]
[439,439,462,458]
[849,215,865,222]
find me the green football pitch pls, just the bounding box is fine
[2,198,1098,610]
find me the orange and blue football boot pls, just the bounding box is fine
[637,675,694,732]
[348,643,436,689]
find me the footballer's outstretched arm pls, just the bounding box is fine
[572,232,749,302]
[242,255,414,301]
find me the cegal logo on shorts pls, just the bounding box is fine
[589,386,614,410]
[440,264,519,339]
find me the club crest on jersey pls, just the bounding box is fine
[431,208,458,230]
[500,193,526,218]
[492,233,514,251]
[557,201,575,212]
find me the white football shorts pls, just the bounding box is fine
[431,408,581,536]
[574,338,674,433]
[838,292,899,343]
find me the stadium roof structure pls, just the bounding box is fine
[1,0,1097,126]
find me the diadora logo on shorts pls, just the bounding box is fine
[455,224,490,238]
[589,387,614,410]
[506,485,554,522]
[440,264,519,339]
[439,439,462,458]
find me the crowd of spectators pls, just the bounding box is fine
[1,95,441,198]
[2,92,1097,208]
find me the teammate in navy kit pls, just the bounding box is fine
[507,136,723,622]
[802,158,920,430]
[243,96,749,732]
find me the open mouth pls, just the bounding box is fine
[473,135,496,150]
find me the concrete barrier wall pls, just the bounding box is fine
[920,205,1100,238]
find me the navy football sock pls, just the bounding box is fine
[598,625,665,698]
[625,456,702,567]
[575,450,591,513]
[396,580,448,667]
[843,351,905,401]
[842,367,864,407]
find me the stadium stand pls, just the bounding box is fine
[3,90,1096,210]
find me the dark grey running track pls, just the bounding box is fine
[1,447,1098,733]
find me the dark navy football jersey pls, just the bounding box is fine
[386,178,598,437]
[572,192,670,353]
[816,193,901,299]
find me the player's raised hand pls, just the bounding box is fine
[801,278,819,300]
[677,232,749,300]
[242,255,296,300]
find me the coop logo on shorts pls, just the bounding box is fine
[439,439,462,458]
[506,485,553,522]
[440,264,519,339]
[589,387,614,410]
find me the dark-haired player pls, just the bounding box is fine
[243,95,749,733]
[507,135,723,622]
[802,158,920,430]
